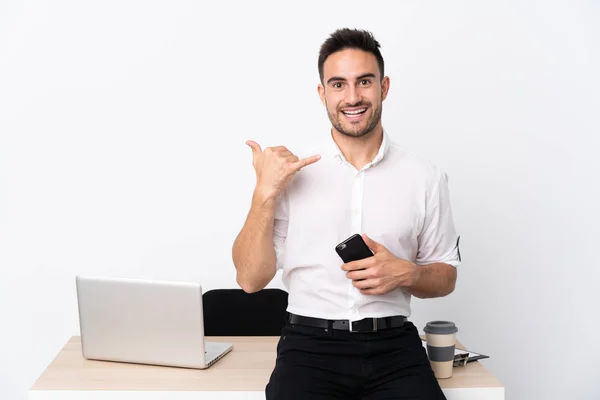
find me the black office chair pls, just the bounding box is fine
[202,288,289,336]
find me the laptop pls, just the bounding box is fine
[75,276,233,369]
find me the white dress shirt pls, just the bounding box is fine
[273,130,461,322]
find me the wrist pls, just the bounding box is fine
[252,187,278,208]
[407,262,422,289]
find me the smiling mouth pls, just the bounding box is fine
[341,108,368,116]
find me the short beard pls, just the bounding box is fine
[327,102,382,138]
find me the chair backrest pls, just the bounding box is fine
[202,288,288,336]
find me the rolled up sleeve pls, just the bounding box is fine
[416,169,461,267]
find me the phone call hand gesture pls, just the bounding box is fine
[246,140,321,201]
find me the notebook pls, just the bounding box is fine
[421,339,489,367]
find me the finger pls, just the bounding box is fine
[292,154,321,170]
[284,154,299,164]
[341,257,375,271]
[362,233,385,253]
[341,261,359,272]
[352,278,379,290]
[269,146,289,152]
[246,141,262,161]
[346,269,370,281]
[279,150,294,158]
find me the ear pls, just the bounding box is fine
[381,76,390,101]
[318,84,326,107]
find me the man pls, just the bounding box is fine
[232,28,461,399]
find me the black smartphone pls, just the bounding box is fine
[335,233,374,263]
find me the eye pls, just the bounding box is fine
[360,79,371,86]
[332,82,343,89]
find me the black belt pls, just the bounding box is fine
[287,312,407,333]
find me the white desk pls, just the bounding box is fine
[29,336,504,400]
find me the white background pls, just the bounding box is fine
[1,1,599,399]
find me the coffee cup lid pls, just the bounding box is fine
[424,321,458,334]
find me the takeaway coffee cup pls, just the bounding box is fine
[424,321,458,379]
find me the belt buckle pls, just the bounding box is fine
[349,318,378,333]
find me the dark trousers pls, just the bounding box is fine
[265,320,447,400]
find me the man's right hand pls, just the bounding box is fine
[246,140,321,202]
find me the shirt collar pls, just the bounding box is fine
[330,129,390,168]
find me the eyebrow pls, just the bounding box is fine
[326,73,377,85]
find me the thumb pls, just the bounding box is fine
[362,233,385,253]
[246,140,262,161]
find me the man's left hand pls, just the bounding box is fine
[341,234,421,295]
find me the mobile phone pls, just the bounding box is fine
[335,234,374,263]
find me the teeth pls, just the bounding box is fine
[343,108,367,115]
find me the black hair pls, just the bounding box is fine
[318,28,385,83]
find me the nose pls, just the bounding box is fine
[346,85,361,106]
